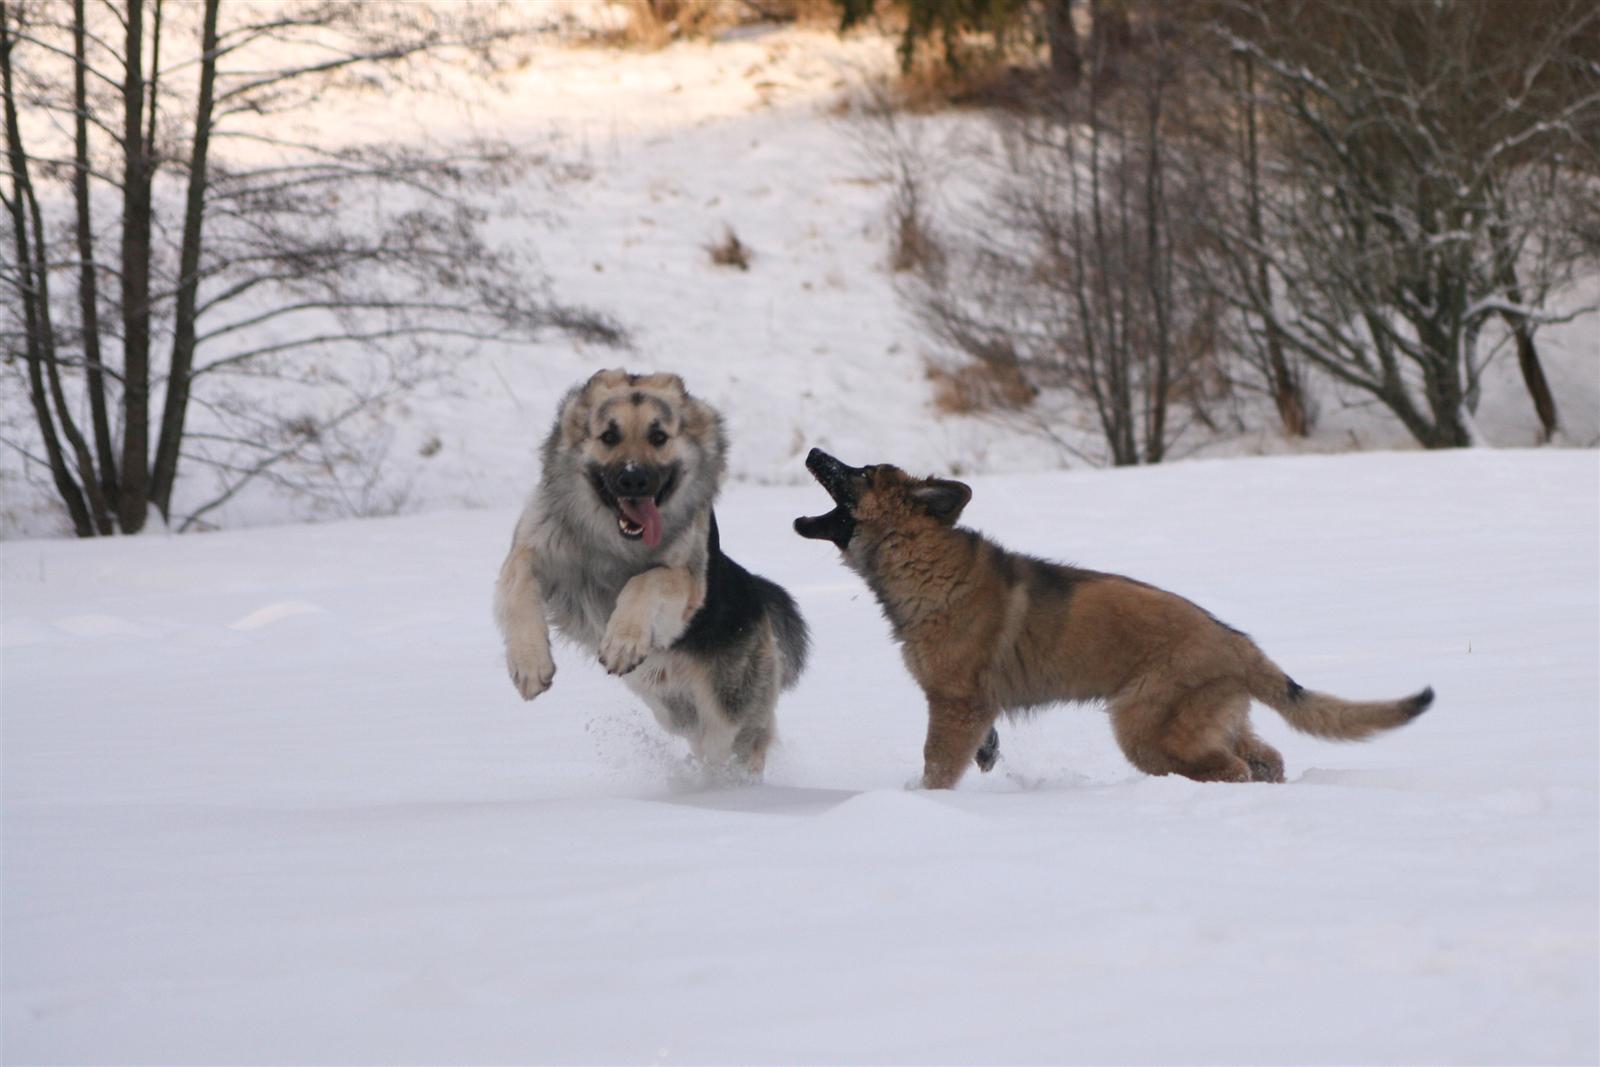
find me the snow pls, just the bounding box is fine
[5,449,1597,1064]
[3,11,1598,1062]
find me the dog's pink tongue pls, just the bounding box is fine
[620,498,662,547]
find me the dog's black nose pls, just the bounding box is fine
[612,465,654,498]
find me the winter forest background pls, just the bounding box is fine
[4,0,1596,536]
[4,2,1598,1064]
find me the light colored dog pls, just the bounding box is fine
[495,370,807,773]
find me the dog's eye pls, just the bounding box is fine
[598,427,621,447]
[647,428,668,448]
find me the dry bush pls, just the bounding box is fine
[879,51,1039,113]
[610,0,832,47]
[927,355,1038,415]
[847,76,947,274]
[706,227,754,270]
[608,0,733,47]
[889,202,934,273]
[742,0,838,23]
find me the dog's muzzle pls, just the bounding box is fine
[596,462,677,547]
[803,448,863,506]
[794,448,862,548]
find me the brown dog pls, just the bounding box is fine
[794,449,1432,789]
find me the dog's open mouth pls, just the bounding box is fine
[793,506,849,542]
[614,472,677,547]
[615,500,657,543]
[794,448,859,547]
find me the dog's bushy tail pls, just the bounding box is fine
[1241,642,1432,740]
[756,577,810,690]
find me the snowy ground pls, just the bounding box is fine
[5,449,1596,1064]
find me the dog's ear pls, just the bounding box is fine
[588,368,631,389]
[636,371,687,397]
[911,479,971,524]
[557,384,596,448]
[679,390,722,441]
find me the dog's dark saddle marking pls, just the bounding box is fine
[674,511,801,658]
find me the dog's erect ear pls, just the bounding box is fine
[635,371,687,397]
[557,384,595,448]
[590,369,686,398]
[587,367,632,388]
[679,392,723,446]
[911,479,971,524]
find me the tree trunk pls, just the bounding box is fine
[1046,0,1080,87]
[1142,25,1169,465]
[72,0,120,516]
[151,0,220,518]
[1238,51,1308,438]
[118,0,152,532]
[1507,317,1558,443]
[2,5,93,535]
[1418,352,1473,448]
[1088,0,1131,89]
[28,174,115,532]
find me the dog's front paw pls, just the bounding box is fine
[598,622,650,677]
[506,642,556,700]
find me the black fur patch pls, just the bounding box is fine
[992,546,1020,586]
[586,463,617,510]
[675,513,808,676]
[1406,686,1435,718]
[974,727,1000,772]
[1024,555,1093,601]
[1285,676,1305,702]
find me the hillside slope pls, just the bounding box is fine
[4,20,1595,537]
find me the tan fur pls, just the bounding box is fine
[825,463,1432,789]
[599,563,706,677]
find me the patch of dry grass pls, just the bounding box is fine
[927,355,1037,415]
[706,226,753,270]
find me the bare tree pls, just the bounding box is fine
[895,2,1210,466]
[1200,0,1599,447]
[1188,45,1313,438]
[2,0,622,536]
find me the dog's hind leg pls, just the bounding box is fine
[665,638,779,778]
[731,723,773,777]
[1110,691,1174,777]
[1233,726,1285,783]
[1115,682,1252,783]
[715,638,780,778]
[922,695,1000,789]
[687,703,771,778]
